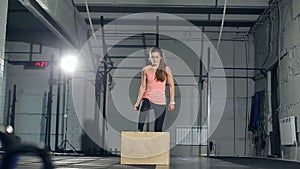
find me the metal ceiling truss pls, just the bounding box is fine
[75,5,265,15]
[75,5,266,27]
[86,18,255,27]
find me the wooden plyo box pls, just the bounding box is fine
[121,132,170,165]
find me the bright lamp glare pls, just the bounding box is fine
[60,55,78,72]
[6,125,13,133]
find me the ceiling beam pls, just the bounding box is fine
[86,18,255,27]
[73,0,268,7]
[6,29,64,48]
[76,5,266,15]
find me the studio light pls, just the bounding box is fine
[60,55,78,73]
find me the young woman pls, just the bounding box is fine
[134,47,175,132]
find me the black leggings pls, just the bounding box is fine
[138,98,166,132]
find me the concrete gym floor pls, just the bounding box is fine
[4,156,300,169]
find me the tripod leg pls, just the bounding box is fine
[57,140,68,152]
[65,140,77,153]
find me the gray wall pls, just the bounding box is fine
[4,42,61,146]
[0,0,8,125]
[73,27,255,156]
[3,1,257,157]
[4,29,256,156]
[4,41,84,150]
[254,0,300,160]
[3,0,87,149]
[207,31,255,156]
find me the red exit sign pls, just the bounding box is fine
[34,61,49,67]
[24,61,49,69]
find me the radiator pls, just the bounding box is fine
[279,116,297,145]
[175,126,207,145]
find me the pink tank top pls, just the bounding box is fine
[143,68,166,105]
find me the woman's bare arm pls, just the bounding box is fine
[166,66,175,111]
[134,68,147,110]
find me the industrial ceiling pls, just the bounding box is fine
[6,0,270,47]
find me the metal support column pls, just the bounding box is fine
[45,55,54,151]
[10,85,17,132]
[156,16,159,47]
[207,47,211,157]
[101,16,107,155]
[55,65,61,151]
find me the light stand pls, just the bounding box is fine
[58,76,76,153]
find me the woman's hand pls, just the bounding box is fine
[168,104,175,112]
[134,102,140,111]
